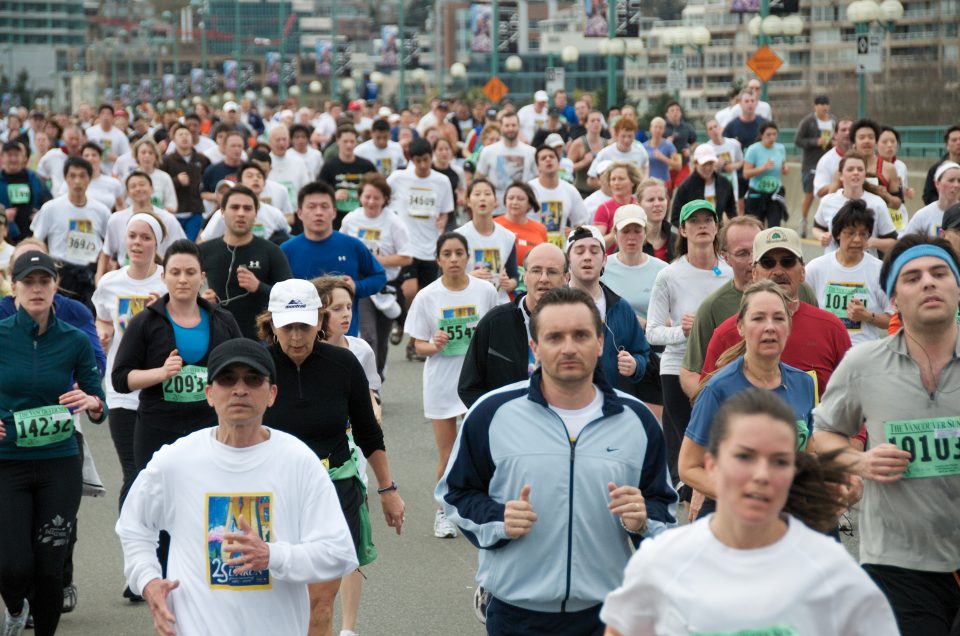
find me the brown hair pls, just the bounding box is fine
[312,276,355,337]
[599,161,643,191]
[611,115,639,134]
[839,150,868,173]
[360,172,392,202]
[707,388,852,533]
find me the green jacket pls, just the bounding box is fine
[0,306,105,460]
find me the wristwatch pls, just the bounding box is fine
[377,481,398,495]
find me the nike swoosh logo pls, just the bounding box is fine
[606,447,619,452]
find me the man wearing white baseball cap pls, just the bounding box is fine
[670,144,736,226]
[517,91,550,144]
[566,224,650,388]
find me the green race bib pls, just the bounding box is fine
[162,364,208,402]
[823,282,869,331]
[151,193,164,208]
[693,628,798,636]
[438,315,478,357]
[13,405,74,448]
[756,176,780,194]
[7,183,30,205]
[795,420,809,452]
[884,417,960,479]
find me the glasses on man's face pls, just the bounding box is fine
[757,254,799,270]
[212,373,268,388]
[526,267,564,280]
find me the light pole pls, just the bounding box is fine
[399,0,406,108]
[847,0,903,119]
[110,40,119,97]
[162,10,179,98]
[450,61,466,93]
[605,0,616,110]
[191,0,208,99]
[278,0,287,101]
[561,45,579,93]
[599,37,625,109]
[491,0,499,78]
[331,0,338,100]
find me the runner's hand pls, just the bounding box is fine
[335,189,349,201]
[431,329,449,352]
[236,266,260,293]
[162,349,184,380]
[858,443,911,482]
[380,491,405,535]
[608,482,647,533]
[201,288,218,304]
[143,578,179,636]
[469,268,494,282]
[504,485,537,538]
[820,233,832,247]
[223,515,271,574]
[617,349,637,377]
[681,313,695,338]
[688,489,705,522]
[58,388,97,412]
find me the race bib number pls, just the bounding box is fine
[692,628,798,636]
[407,187,437,219]
[13,405,74,448]
[888,206,906,232]
[756,176,780,193]
[162,365,208,402]
[796,420,810,452]
[439,305,479,357]
[252,223,267,239]
[65,219,99,264]
[884,417,960,479]
[279,180,296,203]
[823,282,869,331]
[206,493,272,590]
[7,183,30,205]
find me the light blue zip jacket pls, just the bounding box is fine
[436,369,678,613]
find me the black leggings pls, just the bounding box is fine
[109,408,138,512]
[134,422,193,577]
[660,374,692,488]
[358,297,393,379]
[864,564,960,636]
[0,454,82,636]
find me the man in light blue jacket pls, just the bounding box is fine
[436,286,677,635]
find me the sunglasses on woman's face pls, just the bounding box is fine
[757,255,799,270]
[211,373,268,388]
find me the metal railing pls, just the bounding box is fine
[779,125,950,158]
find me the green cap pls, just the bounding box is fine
[679,199,718,225]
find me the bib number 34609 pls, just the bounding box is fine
[162,365,208,403]
[13,405,74,448]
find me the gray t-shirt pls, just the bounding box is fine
[813,332,960,572]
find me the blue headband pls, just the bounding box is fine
[885,244,960,297]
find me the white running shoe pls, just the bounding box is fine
[434,509,458,538]
[2,598,28,636]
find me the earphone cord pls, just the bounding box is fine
[219,242,251,307]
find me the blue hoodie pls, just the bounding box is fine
[598,282,650,385]
[437,369,677,613]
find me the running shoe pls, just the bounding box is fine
[799,218,808,239]
[62,584,77,613]
[2,599,28,636]
[473,585,490,624]
[389,322,403,345]
[339,631,358,636]
[434,509,458,538]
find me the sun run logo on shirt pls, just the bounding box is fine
[206,493,273,591]
[116,296,150,335]
[473,248,502,273]
[375,157,392,176]
[70,219,93,234]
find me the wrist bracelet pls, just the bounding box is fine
[377,481,398,494]
[620,516,646,536]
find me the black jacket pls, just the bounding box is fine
[265,343,384,468]
[458,295,530,408]
[161,150,210,214]
[670,171,737,226]
[112,294,241,433]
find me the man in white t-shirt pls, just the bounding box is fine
[116,340,358,636]
[528,145,589,248]
[31,156,111,308]
[586,117,650,188]
[813,119,853,198]
[705,119,743,199]
[289,123,323,179]
[355,119,407,178]
[267,125,310,206]
[900,161,960,238]
[476,113,537,210]
[729,79,773,121]
[388,138,455,326]
[517,91,550,144]
[85,104,131,176]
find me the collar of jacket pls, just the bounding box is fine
[598,282,622,318]
[146,292,218,320]
[14,305,60,337]
[525,366,624,418]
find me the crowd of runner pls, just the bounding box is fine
[0,83,958,636]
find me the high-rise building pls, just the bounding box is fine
[0,0,87,91]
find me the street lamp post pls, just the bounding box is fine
[847,0,903,119]
[278,0,287,101]
[399,0,406,108]
[605,0,616,110]
[491,0,499,78]
[561,45,579,93]
[450,62,466,93]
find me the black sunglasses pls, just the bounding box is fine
[757,255,799,270]
[212,373,268,388]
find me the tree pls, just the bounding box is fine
[13,69,30,108]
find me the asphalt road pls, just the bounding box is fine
[3,232,858,636]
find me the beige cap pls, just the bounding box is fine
[753,227,803,262]
[613,204,648,231]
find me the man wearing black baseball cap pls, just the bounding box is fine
[117,339,358,635]
[794,94,835,237]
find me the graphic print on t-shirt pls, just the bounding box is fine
[206,493,273,590]
[375,157,392,177]
[356,227,383,254]
[116,296,150,335]
[439,304,479,357]
[473,248,502,273]
[496,155,525,185]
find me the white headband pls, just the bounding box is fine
[127,213,164,243]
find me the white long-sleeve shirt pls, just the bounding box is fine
[646,255,732,376]
[116,427,358,635]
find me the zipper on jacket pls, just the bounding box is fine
[561,437,576,613]
[296,365,304,399]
